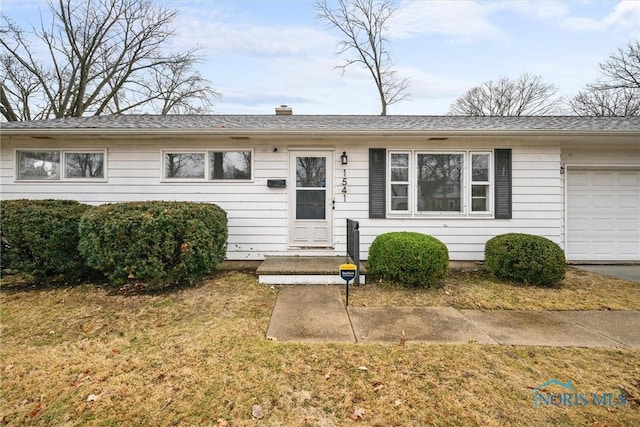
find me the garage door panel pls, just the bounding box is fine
[592,218,614,231]
[619,194,639,208]
[567,169,640,261]
[620,241,640,255]
[592,172,615,186]
[619,172,640,186]
[620,218,640,231]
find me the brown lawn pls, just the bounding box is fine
[1,269,639,426]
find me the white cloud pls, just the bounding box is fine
[391,0,504,42]
[494,0,640,34]
[175,10,333,56]
[602,0,640,33]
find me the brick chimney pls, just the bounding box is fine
[275,105,292,116]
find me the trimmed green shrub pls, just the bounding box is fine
[0,199,93,281]
[484,233,566,286]
[368,232,449,288]
[78,201,227,287]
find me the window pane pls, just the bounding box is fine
[416,154,462,212]
[390,153,409,181]
[471,185,487,197]
[472,198,487,212]
[18,151,60,180]
[391,168,408,181]
[296,157,326,188]
[296,189,326,219]
[472,154,489,182]
[65,153,104,178]
[210,151,251,180]
[472,185,488,212]
[391,184,408,211]
[165,153,204,178]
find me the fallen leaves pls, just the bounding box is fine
[251,404,264,419]
[372,381,384,392]
[351,407,366,421]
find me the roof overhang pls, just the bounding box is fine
[3,127,640,146]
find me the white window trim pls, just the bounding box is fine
[388,151,412,215]
[15,149,108,182]
[387,150,494,218]
[468,151,493,215]
[161,149,254,182]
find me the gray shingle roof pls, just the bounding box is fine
[2,114,640,133]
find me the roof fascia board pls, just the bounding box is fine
[2,128,639,138]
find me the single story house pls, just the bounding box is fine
[1,110,639,263]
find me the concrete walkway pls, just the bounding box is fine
[573,265,640,283]
[266,286,640,348]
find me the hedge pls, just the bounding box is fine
[0,199,93,281]
[78,201,227,287]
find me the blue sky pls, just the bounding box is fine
[2,0,639,115]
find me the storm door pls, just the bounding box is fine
[289,151,333,247]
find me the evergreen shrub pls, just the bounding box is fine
[0,199,93,281]
[78,201,227,288]
[368,232,449,288]
[485,233,566,286]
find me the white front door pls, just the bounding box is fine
[289,151,333,247]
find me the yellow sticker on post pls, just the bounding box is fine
[339,263,357,282]
[340,263,358,306]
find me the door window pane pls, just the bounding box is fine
[296,190,326,219]
[18,151,60,180]
[165,153,205,179]
[296,157,326,188]
[65,152,104,178]
[417,154,463,212]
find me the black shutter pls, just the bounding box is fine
[494,149,512,219]
[369,148,386,218]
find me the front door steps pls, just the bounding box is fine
[257,256,366,285]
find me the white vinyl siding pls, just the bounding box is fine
[0,140,563,261]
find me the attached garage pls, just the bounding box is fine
[566,168,640,262]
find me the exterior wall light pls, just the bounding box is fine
[341,151,348,165]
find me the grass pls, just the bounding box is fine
[1,269,639,426]
[349,267,640,310]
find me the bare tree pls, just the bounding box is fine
[0,0,220,121]
[569,41,640,116]
[316,0,409,116]
[449,73,562,116]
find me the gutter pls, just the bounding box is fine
[2,128,640,138]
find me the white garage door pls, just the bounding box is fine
[567,169,640,261]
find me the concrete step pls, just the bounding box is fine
[257,256,366,285]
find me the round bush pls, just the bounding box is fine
[368,232,449,288]
[78,201,227,287]
[484,233,566,286]
[0,199,93,281]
